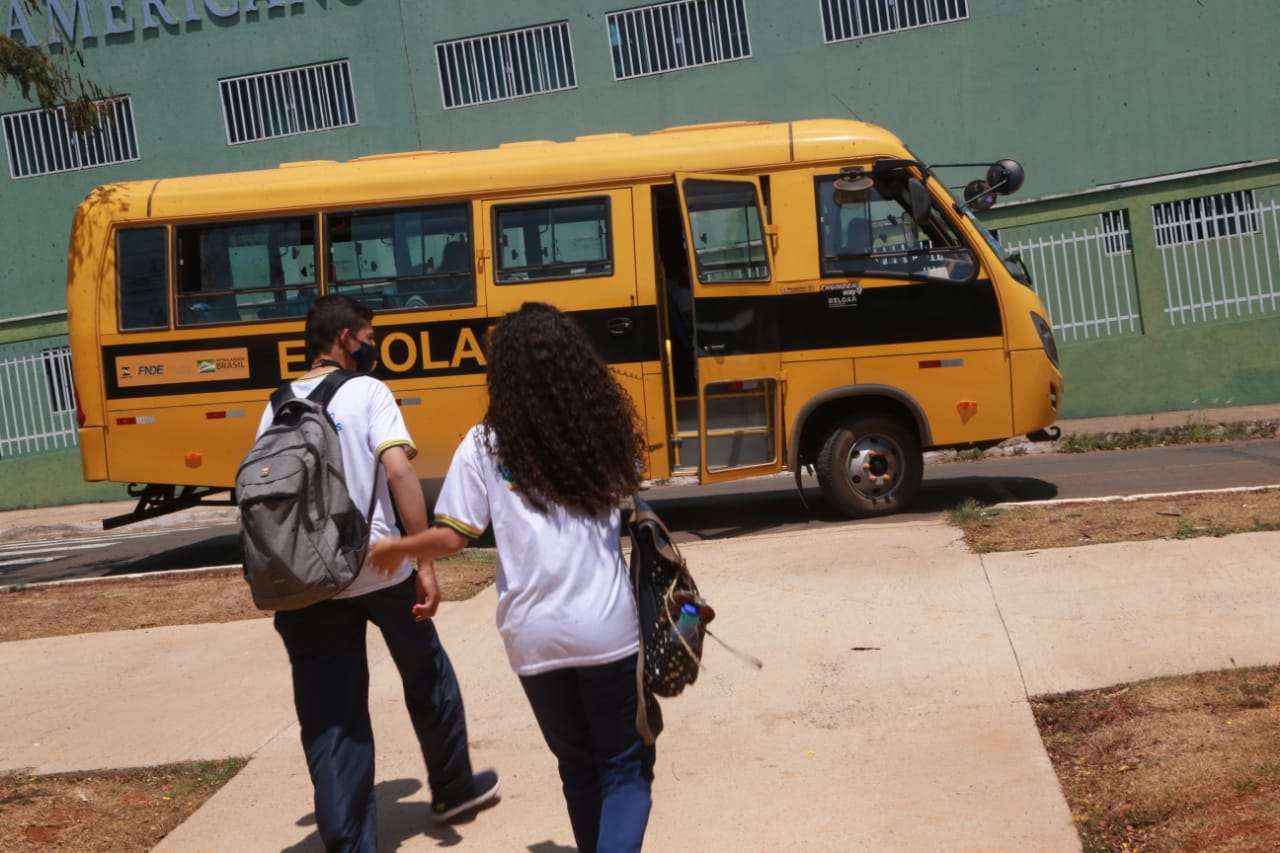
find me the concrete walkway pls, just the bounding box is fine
[4,517,1279,851]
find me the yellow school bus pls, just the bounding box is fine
[67,119,1062,527]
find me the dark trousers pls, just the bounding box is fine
[519,654,654,853]
[274,574,474,853]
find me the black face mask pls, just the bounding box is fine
[351,339,378,374]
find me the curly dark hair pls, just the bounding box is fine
[482,302,644,515]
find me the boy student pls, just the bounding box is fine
[261,294,497,851]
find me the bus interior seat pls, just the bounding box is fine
[844,217,872,255]
[438,239,469,273]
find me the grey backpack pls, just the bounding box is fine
[236,370,376,611]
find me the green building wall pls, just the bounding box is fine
[1,0,1277,506]
[985,161,1280,417]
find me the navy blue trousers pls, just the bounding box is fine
[274,574,475,853]
[519,654,655,853]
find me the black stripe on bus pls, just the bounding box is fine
[692,278,1002,355]
[98,281,999,401]
[100,305,661,400]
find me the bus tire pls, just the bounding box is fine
[815,414,922,518]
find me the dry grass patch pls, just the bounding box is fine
[1033,667,1280,853]
[0,758,248,852]
[948,488,1280,553]
[0,550,497,642]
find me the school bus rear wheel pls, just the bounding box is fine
[815,414,923,517]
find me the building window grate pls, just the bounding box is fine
[1152,190,1261,248]
[608,0,752,80]
[436,22,577,109]
[1100,209,1133,255]
[219,59,358,145]
[820,0,968,43]
[1155,187,1280,326]
[3,97,139,180]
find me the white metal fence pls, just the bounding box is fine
[1157,186,1280,325]
[0,339,78,458]
[997,212,1143,344]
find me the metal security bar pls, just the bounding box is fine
[1157,187,1280,326]
[220,60,358,145]
[437,21,577,108]
[997,211,1143,344]
[0,339,78,458]
[821,0,968,43]
[3,97,139,180]
[608,0,752,80]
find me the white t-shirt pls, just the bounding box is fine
[434,424,640,676]
[255,372,417,599]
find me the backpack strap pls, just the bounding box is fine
[631,495,685,570]
[304,368,360,407]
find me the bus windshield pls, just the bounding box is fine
[816,174,975,284]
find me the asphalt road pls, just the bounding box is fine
[5,438,1280,586]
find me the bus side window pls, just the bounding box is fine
[175,217,317,325]
[117,227,170,331]
[327,203,475,310]
[493,197,613,284]
[680,179,769,283]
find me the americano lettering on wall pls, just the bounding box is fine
[6,0,325,48]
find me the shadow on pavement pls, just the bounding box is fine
[100,531,244,577]
[644,475,1058,542]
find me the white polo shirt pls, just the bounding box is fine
[255,372,417,599]
[434,424,640,676]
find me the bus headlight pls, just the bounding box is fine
[1031,312,1059,368]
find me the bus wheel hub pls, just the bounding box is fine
[850,442,898,493]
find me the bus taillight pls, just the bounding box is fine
[75,386,86,428]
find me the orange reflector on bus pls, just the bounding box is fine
[184,452,203,466]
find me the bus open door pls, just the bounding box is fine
[674,173,784,484]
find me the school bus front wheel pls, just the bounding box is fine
[815,414,923,518]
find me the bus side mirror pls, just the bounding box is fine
[965,180,998,211]
[986,159,1025,195]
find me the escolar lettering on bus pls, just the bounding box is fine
[276,325,488,378]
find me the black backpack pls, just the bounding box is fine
[236,371,376,611]
[627,496,715,744]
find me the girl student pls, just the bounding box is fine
[370,301,653,853]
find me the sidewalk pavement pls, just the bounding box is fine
[1,403,1279,851]
[4,520,1280,850]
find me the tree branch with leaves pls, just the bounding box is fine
[0,1,106,134]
